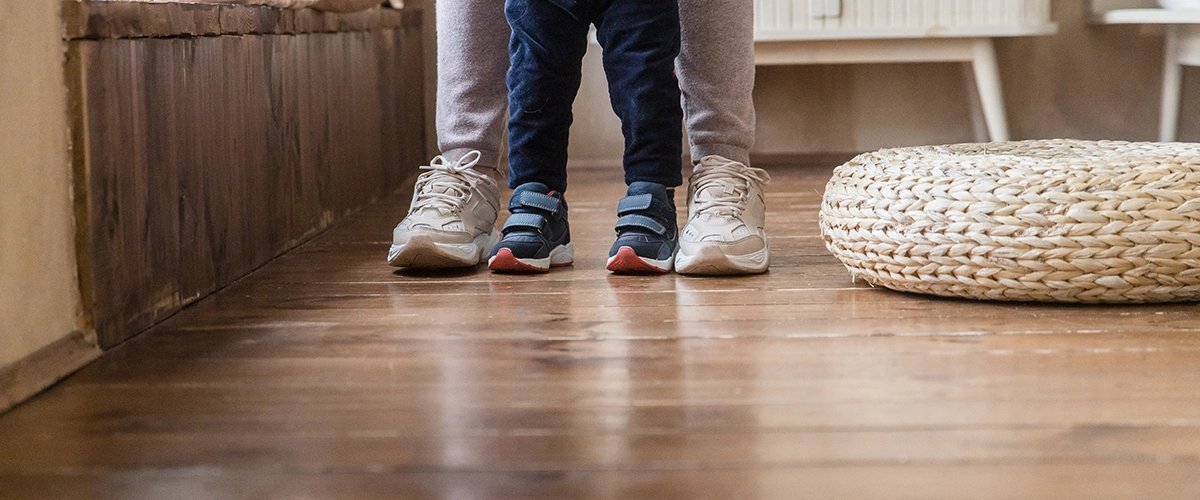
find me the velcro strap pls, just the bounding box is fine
[617,194,654,214]
[615,214,667,235]
[503,213,547,233]
[510,191,561,213]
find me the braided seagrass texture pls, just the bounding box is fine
[820,139,1200,302]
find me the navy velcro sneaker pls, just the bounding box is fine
[606,181,678,274]
[488,182,573,273]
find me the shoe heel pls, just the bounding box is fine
[549,243,574,268]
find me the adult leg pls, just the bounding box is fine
[436,0,511,168]
[674,0,772,275]
[677,0,755,165]
[387,0,510,269]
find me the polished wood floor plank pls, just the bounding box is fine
[7,427,1200,472]
[94,329,1200,360]
[8,386,1200,437]
[53,358,1200,395]
[3,161,1200,497]
[5,464,1200,500]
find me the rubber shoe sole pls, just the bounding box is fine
[675,245,769,276]
[606,246,674,274]
[388,232,497,269]
[488,244,575,274]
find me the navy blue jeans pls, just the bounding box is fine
[505,0,683,193]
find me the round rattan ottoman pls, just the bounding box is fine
[820,139,1200,303]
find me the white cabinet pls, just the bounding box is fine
[756,0,1054,39]
[754,0,1058,142]
[1095,6,1200,141]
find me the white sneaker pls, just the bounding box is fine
[388,151,500,268]
[675,155,771,275]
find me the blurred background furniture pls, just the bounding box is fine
[754,0,1057,142]
[1095,5,1200,141]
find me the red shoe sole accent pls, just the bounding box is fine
[606,246,670,274]
[488,248,549,273]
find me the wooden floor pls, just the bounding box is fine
[3,161,1200,499]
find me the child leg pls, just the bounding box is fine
[489,0,591,272]
[593,0,684,189]
[503,0,591,193]
[593,0,684,273]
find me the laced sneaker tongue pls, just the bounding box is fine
[414,173,468,216]
[423,181,459,197]
[416,201,453,217]
[697,183,734,199]
[695,182,742,218]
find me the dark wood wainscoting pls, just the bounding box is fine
[64,3,426,348]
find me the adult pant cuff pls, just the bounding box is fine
[690,143,751,168]
[442,147,502,170]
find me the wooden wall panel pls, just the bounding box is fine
[67,11,424,348]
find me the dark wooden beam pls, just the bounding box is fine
[61,1,413,40]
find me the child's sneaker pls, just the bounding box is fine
[606,181,678,274]
[488,182,573,273]
[675,155,771,275]
[388,151,500,269]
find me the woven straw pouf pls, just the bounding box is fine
[820,139,1200,303]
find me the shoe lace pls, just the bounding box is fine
[690,158,770,217]
[411,151,490,215]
